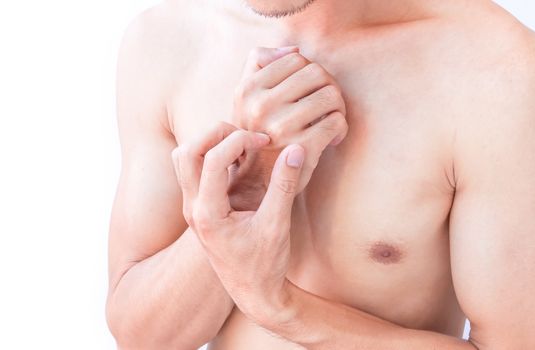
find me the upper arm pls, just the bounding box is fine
[108,7,187,290]
[448,34,535,349]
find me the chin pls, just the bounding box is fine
[244,0,317,18]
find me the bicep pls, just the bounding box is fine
[108,20,186,289]
[448,86,535,348]
[449,172,535,348]
[108,130,186,286]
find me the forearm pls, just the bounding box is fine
[107,227,234,349]
[257,282,476,350]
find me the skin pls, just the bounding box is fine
[243,0,317,18]
[106,0,535,349]
[228,46,347,210]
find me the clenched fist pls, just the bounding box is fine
[229,46,348,210]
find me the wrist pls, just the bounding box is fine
[247,279,300,330]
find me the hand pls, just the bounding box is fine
[172,122,305,325]
[229,46,348,210]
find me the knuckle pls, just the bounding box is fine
[203,149,220,171]
[234,79,257,105]
[321,112,346,132]
[178,143,194,162]
[286,52,307,67]
[192,207,213,234]
[266,121,286,140]
[309,85,340,110]
[215,120,231,132]
[307,62,329,81]
[247,96,270,125]
[337,113,349,132]
[247,47,263,63]
[318,119,338,133]
[182,206,194,226]
[276,177,298,194]
[331,110,347,124]
[335,113,349,132]
[248,114,264,131]
[336,96,347,116]
[233,84,246,102]
[322,84,342,101]
[242,77,258,96]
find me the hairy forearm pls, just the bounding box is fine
[257,282,476,350]
[106,227,234,349]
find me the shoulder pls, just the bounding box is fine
[118,0,201,88]
[120,0,199,52]
[468,5,534,118]
[116,0,205,135]
[449,2,535,95]
[434,2,535,126]
[469,3,535,83]
[434,4,535,187]
[410,2,535,116]
[471,7,535,119]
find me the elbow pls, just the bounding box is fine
[106,297,210,350]
[105,297,139,349]
[106,295,156,349]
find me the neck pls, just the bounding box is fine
[281,0,446,41]
[218,0,455,57]
[223,0,449,46]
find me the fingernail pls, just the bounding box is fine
[277,45,299,53]
[255,132,271,145]
[286,145,304,168]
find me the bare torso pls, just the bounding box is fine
[153,1,531,348]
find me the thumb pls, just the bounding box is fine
[256,144,305,222]
[242,46,299,77]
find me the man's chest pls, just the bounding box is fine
[170,49,462,329]
[170,47,457,236]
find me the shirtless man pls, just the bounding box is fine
[105,0,535,349]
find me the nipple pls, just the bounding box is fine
[369,242,403,265]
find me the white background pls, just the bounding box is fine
[0,1,532,349]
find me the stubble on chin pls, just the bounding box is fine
[245,0,317,18]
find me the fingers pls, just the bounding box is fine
[234,47,303,129]
[270,62,334,103]
[298,84,347,127]
[298,111,349,152]
[256,144,305,226]
[173,122,237,204]
[269,84,347,137]
[252,52,310,89]
[242,46,300,78]
[197,130,271,219]
[187,121,239,156]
